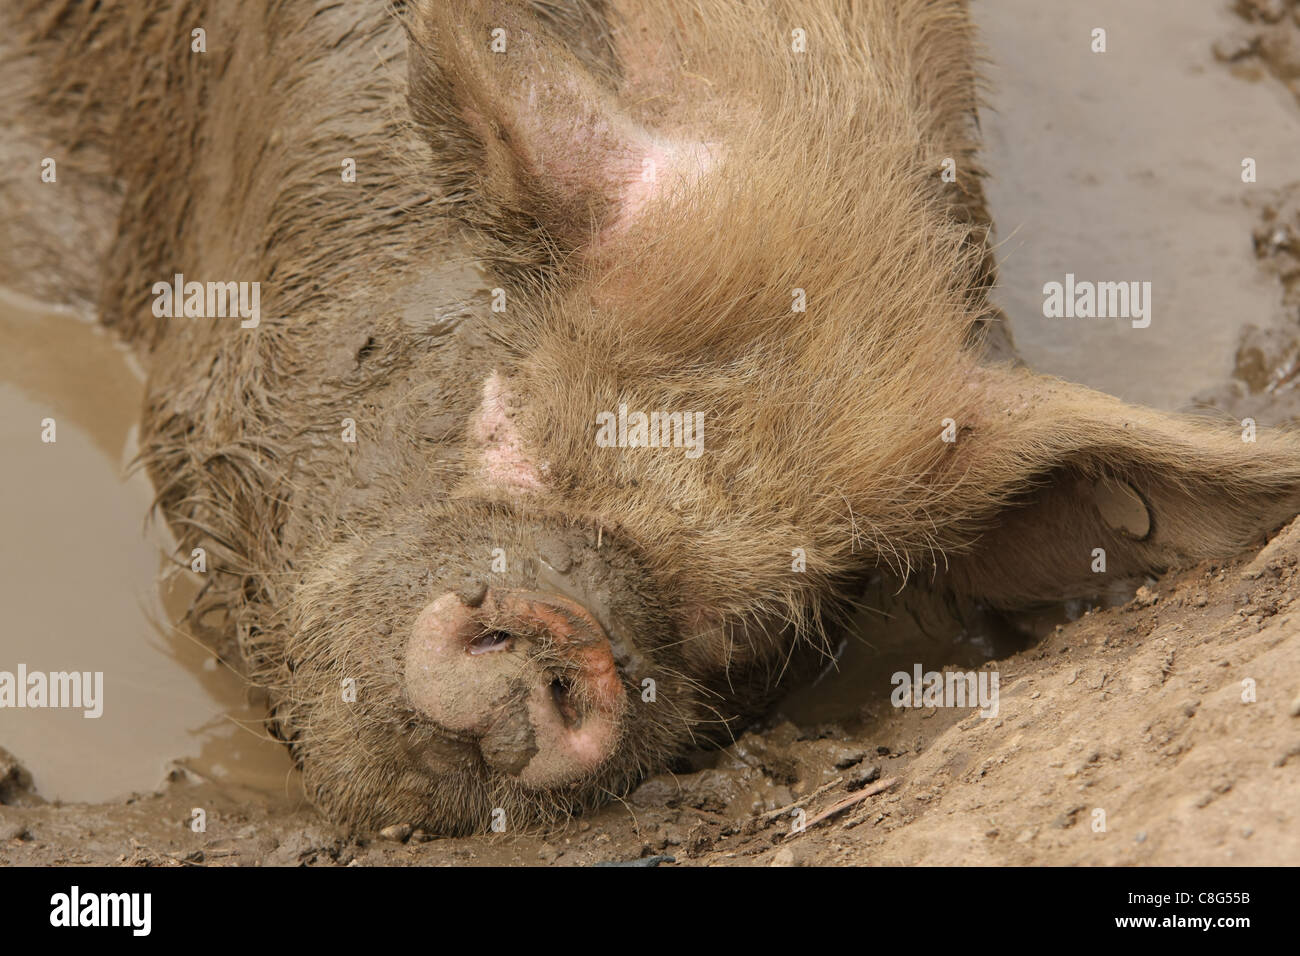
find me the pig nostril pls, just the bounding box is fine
[468,629,512,655]
[550,677,581,727]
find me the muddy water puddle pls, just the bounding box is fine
[975,0,1300,413]
[0,289,297,803]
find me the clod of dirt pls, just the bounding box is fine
[266,826,349,867]
[845,764,882,791]
[1201,4,1300,425]
[1195,183,1300,423]
[684,821,718,858]
[1132,585,1159,608]
[1237,0,1290,24]
[0,819,30,841]
[455,580,488,608]
[0,747,40,807]
[830,746,869,769]
[1219,1,1300,101]
[769,846,803,867]
[630,775,683,808]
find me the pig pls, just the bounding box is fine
[4,0,1300,835]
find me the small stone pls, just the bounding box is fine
[0,747,38,806]
[832,746,868,770]
[0,820,29,841]
[379,823,412,843]
[770,846,800,867]
[845,764,881,791]
[1289,693,1300,717]
[591,854,674,868]
[630,775,681,808]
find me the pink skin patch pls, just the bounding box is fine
[472,372,545,493]
[606,139,721,240]
[404,588,627,788]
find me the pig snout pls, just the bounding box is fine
[404,589,626,788]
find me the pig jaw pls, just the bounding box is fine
[404,589,626,788]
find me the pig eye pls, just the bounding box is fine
[468,629,512,655]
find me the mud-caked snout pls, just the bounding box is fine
[404,588,627,787]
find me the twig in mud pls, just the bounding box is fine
[759,776,844,824]
[124,839,195,867]
[799,776,899,832]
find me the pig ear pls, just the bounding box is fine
[407,0,703,261]
[935,366,1300,607]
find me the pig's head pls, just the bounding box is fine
[246,0,1300,836]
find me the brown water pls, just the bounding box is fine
[975,0,1300,412]
[0,288,296,803]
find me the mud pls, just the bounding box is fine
[1195,181,1300,423]
[1187,0,1300,425]
[4,1,1300,864]
[0,289,297,805]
